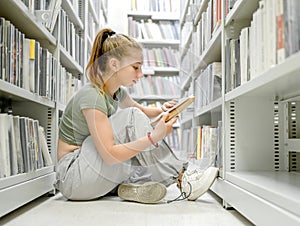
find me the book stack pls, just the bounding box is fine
[225,0,300,93]
[53,8,84,68]
[143,47,179,68]
[194,62,222,109]
[127,75,180,97]
[0,113,53,178]
[181,121,222,167]
[58,66,83,105]
[128,17,179,41]
[22,0,61,33]
[131,0,180,12]
[193,0,222,59]
[0,17,57,100]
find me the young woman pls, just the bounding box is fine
[55,28,218,203]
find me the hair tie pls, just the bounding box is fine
[102,31,116,42]
[108,31,116,36]
[100,30,116,55]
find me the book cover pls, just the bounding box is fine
[34,119,44,169]
[22,38,30,91]
[19,116,30,172]
[13,115,24,173]
[151,95,195,126]
[8,114,18,175]
[29,39,35,92]
[196,126,202,160]
[0,17,5,80]
[276,0,285,64]
[38,126,53,166]
[34,40,40,94]
[0,113,11,178]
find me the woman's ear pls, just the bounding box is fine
[108,57,119,72]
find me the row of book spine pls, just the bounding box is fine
[164,128,180,152]
[194,62,222,109]
[57,64,83,105]
[127,75,180,97]
[0,113,53,178]
[225,0,300,93]
[22,0,61,33]
[0,16,82,103]
[53,8,84,67]
[192,0,222,64]
[131,0,180,12]
[143,47,179,68]
[181,121,222,168]
[128,17,180,40]
[0,17,56,100]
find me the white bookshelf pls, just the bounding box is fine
[180,0,300,224]
[0,166,55,218]
[0,0,56,48]
[0,0,106,217]
[126,6,180,99]
[225,51,300,101]
[125,0,181,152]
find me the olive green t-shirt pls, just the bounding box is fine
[59,83,127,146]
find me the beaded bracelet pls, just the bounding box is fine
[147,132,158,148]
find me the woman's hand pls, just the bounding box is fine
[161,99,178,112]
[151,112,178,143]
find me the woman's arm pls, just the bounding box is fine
[82,108,176,165]
[119,93,178,119]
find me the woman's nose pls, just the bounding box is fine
[137,70,143,78]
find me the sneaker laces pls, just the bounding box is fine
[167,181,192,203]
[167,163,192,203]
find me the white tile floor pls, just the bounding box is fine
[0,184,253,226]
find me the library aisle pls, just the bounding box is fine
[0,184,253,226]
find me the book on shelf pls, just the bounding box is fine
[0,112,53,178]
[130,0,180,12]
[196,126,202,159]
[128,17,179,41]
[0,113,11,177]
[151,95,195,126]
[33,0,61,33]
[38,125,53,166]
[13,115,24,174]
[8,114,18,175]
[29,39,35,92]
[19,116,31,172]
[195,62,222,108]
[240,27,250,84]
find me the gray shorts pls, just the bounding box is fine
[55,107,185,200]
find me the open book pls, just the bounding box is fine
[151,95,195,126]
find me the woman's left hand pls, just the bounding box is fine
[161,99,178,112]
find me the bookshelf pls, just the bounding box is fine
[0,0,105,217]
[180,0,300,225]
[126,1,180,99]
[125,0,181,152]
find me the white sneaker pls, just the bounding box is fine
[118,181,167,204]
[181,167,219,201]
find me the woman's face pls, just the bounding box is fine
[116,49,144,87]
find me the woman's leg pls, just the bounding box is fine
[110,107,187,187]
[55,136,132,200]
[110,107,219,203]
[56,107,185,201]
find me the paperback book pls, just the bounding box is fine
[151,95,195,126]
